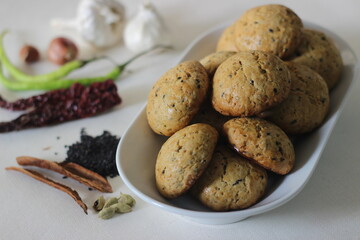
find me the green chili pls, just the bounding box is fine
[0,31,97,83]
[0,45,171,91]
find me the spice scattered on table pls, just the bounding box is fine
[0,80,121,133]
[64,129,120,178]
[94,193,136,219]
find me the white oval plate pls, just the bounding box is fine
[116,21,359,225]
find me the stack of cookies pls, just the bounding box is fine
[146,4,343,211]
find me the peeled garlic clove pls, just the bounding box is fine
[124,2,170,53]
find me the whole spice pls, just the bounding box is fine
[0,80,121,133]
[96,193,136,219]
[47,37,79,65]
[123,2,170,53]
[16,156,113,192]
[51,0,126,48]
[19,45,40,63]
[93,196,106,211]
[0,31,97,83]
[5,166,88,214]
[64,129,120,177]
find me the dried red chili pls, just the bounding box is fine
[0,79,121,132]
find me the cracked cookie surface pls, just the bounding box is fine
[234,4,303,59]
[288,29,343,90]
[266,63,330,134]
[155,123,218,198]
[191,145,267,211]
[212,50,291,116]
[223,117,295,175]
[147,60,209,136]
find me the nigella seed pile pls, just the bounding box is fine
[64,129,120,178]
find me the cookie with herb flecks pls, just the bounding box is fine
[223,117,295,175]
[146,60,209,136]
[264,63,330,134]
[212,50,291,117]
[233,4,303,59]
[191,145,267,211]
[155,123,218,199]
[288,29,343,90]
[200,51,237,78]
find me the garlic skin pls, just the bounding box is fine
[51,0,125,48]
[124,2,170,53]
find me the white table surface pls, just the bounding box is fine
[1,0,360,239]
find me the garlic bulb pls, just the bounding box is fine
[123,2,170,53]
[51,0,125,48]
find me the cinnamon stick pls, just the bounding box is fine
[16,156,112,193]
[6,166,88,214]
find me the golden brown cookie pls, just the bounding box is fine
[155,123,218,199]
[212,50,291,117]
[234,4,303,59]
[191,145,267,211]
[200,51,237,77]
[223,117,295,175]
[288,29,343,89]
[265,63,330,134]
[216,23,238,52]
[146,60,209,136]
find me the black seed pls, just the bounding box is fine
[273,88,278,93]
[88,188,93,191]
[64,128,120,178]
[62,176,68,179]
[260,69,266,74]
[250,79,254,85]
[269,28,274,33]
[232,179,243,186]
[279,146,283,154]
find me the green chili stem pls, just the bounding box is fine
[0,30,97,83]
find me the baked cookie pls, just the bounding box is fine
[265,63,330,134]
[155,123,218,198]
[234,4,303,59]
[288,29,343,90]
[146,61,209,136]
[223,117,295,175]
[216,23,238,52]
[191,145,267,211]
[200,51,237,77]
[212,50,291,117]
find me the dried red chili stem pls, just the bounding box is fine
[16,156,112,193]
[0,80,121,133]
[5,166,88,214]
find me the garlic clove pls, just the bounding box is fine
[51,0,126,48]
[124,2,170,53]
